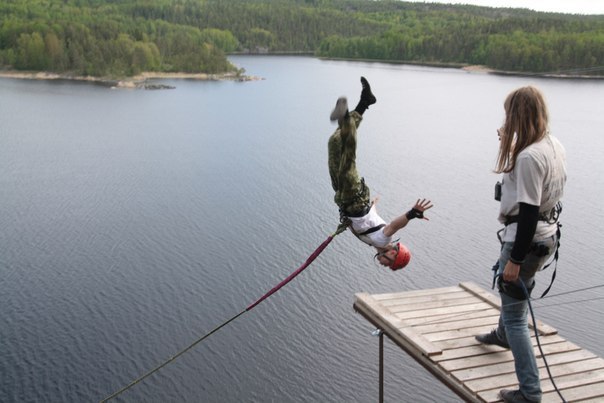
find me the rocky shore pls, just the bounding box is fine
[0,70,263,89]
[2,64,599,87]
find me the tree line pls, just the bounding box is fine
[1,0,602,77]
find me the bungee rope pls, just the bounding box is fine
[100,225,347,403]
[99,310,247,403]
[519,280,567,403]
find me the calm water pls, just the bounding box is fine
[1,56,603,403]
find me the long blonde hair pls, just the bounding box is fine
[495,86,549,173]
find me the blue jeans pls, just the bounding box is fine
[494,235,557,402]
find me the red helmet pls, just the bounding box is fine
[390,242,411,271]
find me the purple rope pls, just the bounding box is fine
[246,235,335,311]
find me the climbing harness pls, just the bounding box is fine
[494,202,563,298]
[503,201,562,226]
[100,225,347,402]
[491,224,561,299]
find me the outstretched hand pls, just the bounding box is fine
[410,198,433,220]
[384,198,434,237]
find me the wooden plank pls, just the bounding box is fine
[433,334,501,351]
[412,315,505,334]
[392,302,494,319]
[402,310,500,327]
[432,335,567,362]
[543,381,604,401]
[424,326,507,343]
[385,296,486,312]
[453,350,599,382]
[379,290,472,307]
[433,332,565,352]
[460,282,501,309]
[441,342,583,372]
[465,358,604,392]
[539,367,604,390]
[579,397,604,403]
[480,378,604,402]
[371,286,462,301]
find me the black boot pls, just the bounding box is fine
[354,76,376,115]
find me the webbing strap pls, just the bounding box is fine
[359,223,385,236]
[539,223,562,298]
[505,202,562,226]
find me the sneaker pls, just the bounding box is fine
[360,76,376,106]
[500,389,540,403]
[330,97,348,122]
[475,329,510,349]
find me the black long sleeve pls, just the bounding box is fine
[510,202,539,264]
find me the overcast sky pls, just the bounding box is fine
[404,0,604,15]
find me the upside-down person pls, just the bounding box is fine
[328,77,433,271]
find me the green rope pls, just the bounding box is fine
[100,224,346,402]
[99,309,247,403]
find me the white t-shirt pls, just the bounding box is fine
[349,204,392,248]
[498,134,567,242]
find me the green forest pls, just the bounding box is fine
[1,0,603,78]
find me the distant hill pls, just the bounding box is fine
[1,0,602,77]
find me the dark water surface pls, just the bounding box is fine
[1,56,603,402]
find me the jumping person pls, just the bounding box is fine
[475,86,567,403]
[328,77,433,271]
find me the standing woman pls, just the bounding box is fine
[475,86,567,403]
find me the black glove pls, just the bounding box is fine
[406,208,424,220]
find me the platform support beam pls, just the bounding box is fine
[378,329,384,403]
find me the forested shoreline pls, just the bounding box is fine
[1,0,603,79]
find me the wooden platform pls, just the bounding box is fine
[353,282,604,402]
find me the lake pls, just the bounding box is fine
[1,55,603,402]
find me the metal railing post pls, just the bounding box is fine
[372,328,384,403]
[379,330,384,403]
